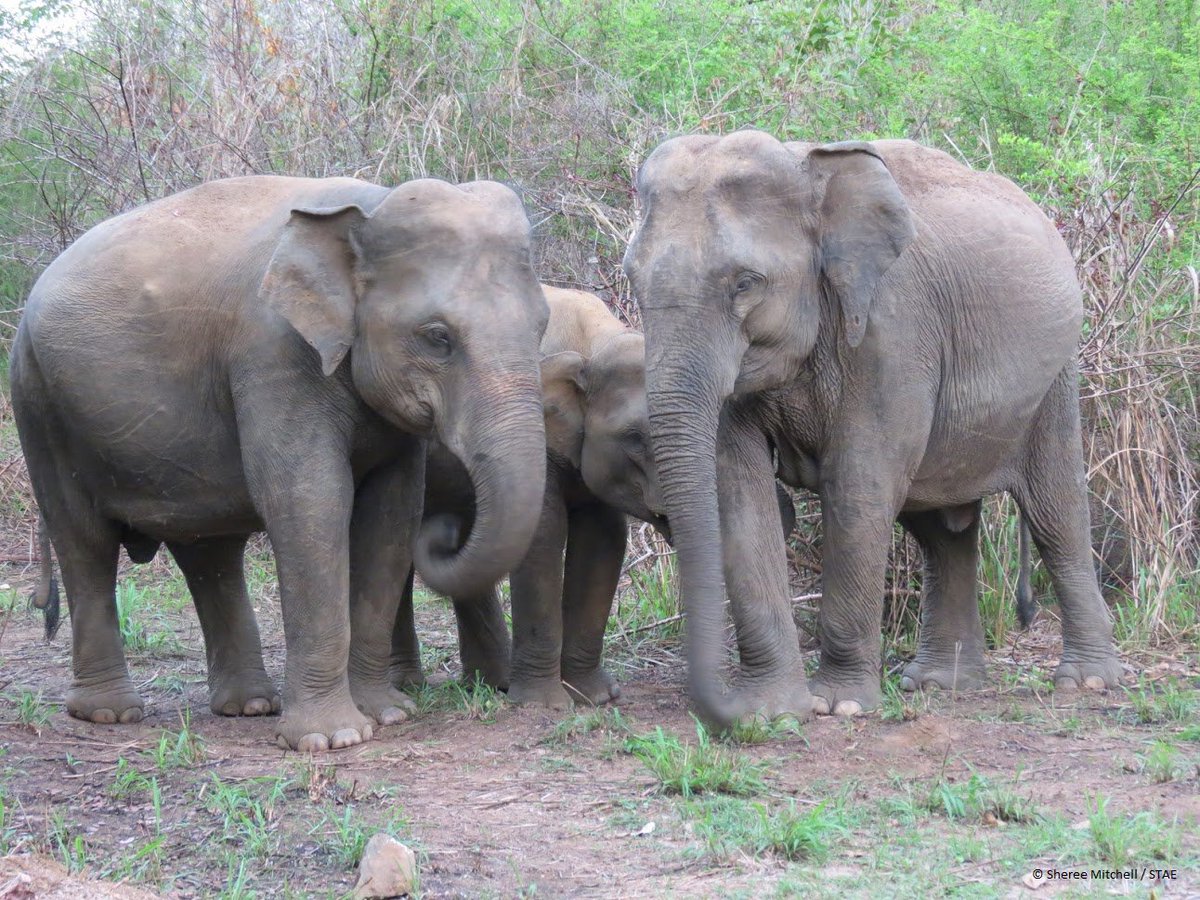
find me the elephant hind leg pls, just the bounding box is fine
[453,588,512,691]
[167,537,279,716]
[1013,365,1122,691]
[898,502,987,693]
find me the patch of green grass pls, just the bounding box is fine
[109,757,153,800]
[625,719,767,798]
[921,773,1039,824]
[46,809,88,874]
[610,554,679,639]
[1088,795,1183,868]
[1178,724,1200,742]
[0,787,15,853]
[147,711,205,769]
[1136,740,1187,783]
[205,775,281,859]
[880,676,928,723]
[115,579,184,654]
[408,676,503,722]
[721,716,805,745]
[1124,676,1195,725]
[6,689,52,728]
[217,858,254,900]
[684,796,845,862]
[542,707,629,745]
[315,803,412,869]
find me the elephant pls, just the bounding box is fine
[10,174,550,751]
[622,130,1123,726]
[390,286,667,707]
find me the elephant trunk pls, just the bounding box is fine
[644,325,740,728]
[414,362,547,598]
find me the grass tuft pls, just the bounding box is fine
[625,719,767,797]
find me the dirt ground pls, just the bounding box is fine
[0,553,1197,899]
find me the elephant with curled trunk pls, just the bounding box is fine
[10,175,550,751]
[623,131,1122,726]
[392,287,669,707]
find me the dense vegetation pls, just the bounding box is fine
[1,0,1197,645]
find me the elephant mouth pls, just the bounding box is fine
[650,515,673,547]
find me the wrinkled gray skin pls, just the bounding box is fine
[623,131,1122,726]
[391,287,667,707]
[11,175,549,751]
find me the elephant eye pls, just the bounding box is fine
[733,272,763,295]
[417,322,453,358]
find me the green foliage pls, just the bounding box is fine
[1123,676,1196,725]
[408,675,504,722]
[5,690,52,728]
[543,706,629,745]
[114,579,184,654]
[1088,795,1183,868]
[147,712,206,769]
[684,795,845,862]
[624,719,767,797]
[921,773,1039,824]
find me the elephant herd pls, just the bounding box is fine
[10,130,1122,751]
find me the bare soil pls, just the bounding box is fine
[0,555,1197,899]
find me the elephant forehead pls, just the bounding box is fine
[369,181,531,244]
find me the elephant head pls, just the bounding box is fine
[622,130,915,724]
[540,332,669,536]
[259,178,549,598]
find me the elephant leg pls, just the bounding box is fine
[348,454,424,729]
[16,412,140,724]
[1014,367,1121,690]
[168,537,279,716]
[453,589,511,690]
[245,445,373,752]
[389,568,426,689]
[808,426,914,716]
[508,479,571,709]
[896,504,987,693]
[716,409,811,721]
[560,503,626,706]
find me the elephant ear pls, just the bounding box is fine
[540,350,587,468]
[809,142,916,349]
[259,204,367,376]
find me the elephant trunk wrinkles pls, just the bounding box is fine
[645,337,738,729]
[415,365,547,598]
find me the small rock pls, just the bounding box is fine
[353,834,417,899]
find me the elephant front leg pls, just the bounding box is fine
[348,455,424,730]
[560,503,627,706]
[389,569,426,689]
[716,410,812,722]
[249,451,373,752]
[896,505,988,693]
[453,589,512,690]
[508,482,571,709]
[808,429,914,716]
[168,537,280,716]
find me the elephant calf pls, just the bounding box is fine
[12,175,551,750]
[392,287,670,707]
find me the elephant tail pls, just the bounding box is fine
[1015,517,1036,630]
[29,514,62,641]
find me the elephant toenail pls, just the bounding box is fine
[1055,677,1080,691]
[330,727,364,749]
[811,696,831,715]
[92,708,117,724]
[119,707,143,724]
[1083,675,1108,690]
[899,676,917,692]
[297,732,331,753]
[833,700,862,717]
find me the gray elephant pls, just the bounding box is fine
[392,287,666,707]
[11,175,550,751]
[623,131,1122,725]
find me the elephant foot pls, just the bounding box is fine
[209,670,281,717]
[809,672,880,717]
[899,659,986,693]
[351,680,418,727]
[562,667,621,706]
[67,677,145,725]
[461,652,510,692]
[727,673,813,724]
[1054,654,1123,692]
[276,701,374,752]
[389,662,427,691]
[507,675,573,710]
